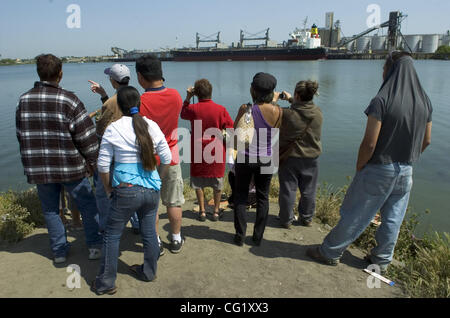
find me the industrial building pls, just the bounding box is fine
[109,12,448,62]
[342,33,444,53]
[322,12,447,54]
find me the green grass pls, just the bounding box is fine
[0,189,42,243]
[389,232,450,298]
[309,180,449,299]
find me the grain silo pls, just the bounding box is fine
[341,38,355,51]
[422,34,440,53]
[403,35,422,52]
[347,40,355,52]
[371,36,387,52]
[356,37,371,52]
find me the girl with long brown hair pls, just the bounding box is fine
[92,86,172,295]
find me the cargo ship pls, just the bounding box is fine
[171,47,326,62]
[110,24,327,62]
[171,25,327,62]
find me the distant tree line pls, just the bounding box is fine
[434,45,450,59]
[0,58,35,66]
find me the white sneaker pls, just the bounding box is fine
[88,248,102,260]
[54,256,67,264]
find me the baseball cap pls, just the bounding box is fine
[104,64,131,83]
[251,72,277,93]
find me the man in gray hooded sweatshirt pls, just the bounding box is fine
[307,52,433,273]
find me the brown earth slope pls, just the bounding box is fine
[0,202,404,298]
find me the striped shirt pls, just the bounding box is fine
[16,81,99,184]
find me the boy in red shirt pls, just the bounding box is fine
[181,79,234,222]
[136,55,185,254]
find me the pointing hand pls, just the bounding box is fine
[88,80,107,98]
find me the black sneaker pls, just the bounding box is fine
[233,235,244,247]
[159,241,165,257]
[170,237,185,254]
[298,219,313,227]
[252,235,262,246]
[306,247,339,266]
[280,222,292,230]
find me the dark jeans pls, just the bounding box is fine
[228,171,235,204]
[234,162,273,242]
[95,186,160,292]
[228,171,257,206]
[278,157,319,224]
[94,170,140,232]
[36,178,102,258]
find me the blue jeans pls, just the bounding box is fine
[36,178,102,258]
[94,170,111,233]
[95,186,160,292]
[320,163,413,268]
[94,171,141,231]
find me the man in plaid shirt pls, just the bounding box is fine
[16,54,102,264]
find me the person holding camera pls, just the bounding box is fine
[181,79,234,222]
[233,72,282,247]
[277,81,323,229]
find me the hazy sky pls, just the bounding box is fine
[1,0,449,59]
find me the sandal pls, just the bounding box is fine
[220,193,228,202]
[212,209,224,222]
[198,211,206,222]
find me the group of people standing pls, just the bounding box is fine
[15,51,432,295]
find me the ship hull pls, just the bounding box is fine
[172,47,327,62]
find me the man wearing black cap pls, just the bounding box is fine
[232,72,282,247]
[136,55,185,255]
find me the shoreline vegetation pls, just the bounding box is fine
[1,177,448,298]
[1,46,449,66]
[0,56,110,66]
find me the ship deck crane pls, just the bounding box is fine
[196,32,221,49]
[240,28,270,47]
[339,11,410,52]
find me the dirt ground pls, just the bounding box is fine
[0,201,404,298]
